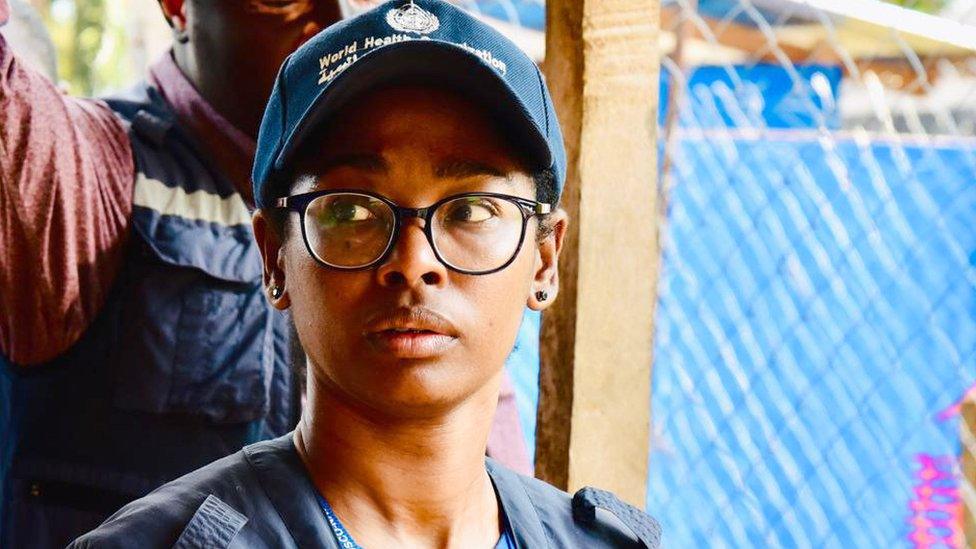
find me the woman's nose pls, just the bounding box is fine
[374,221,449,289]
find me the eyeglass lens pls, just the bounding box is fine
[302,193,526,272]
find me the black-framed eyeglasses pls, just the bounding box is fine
[275,190,552,275]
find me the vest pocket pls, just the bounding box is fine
[112,234,273,425]
[168,282,272,423]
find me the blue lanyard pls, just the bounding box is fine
[317,492,515,549]
[316,493,364,549]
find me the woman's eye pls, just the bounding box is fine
[330,203,373,223]
[447,201,496,223]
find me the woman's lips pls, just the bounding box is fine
[363,307,461,359]
[366,329,458,359]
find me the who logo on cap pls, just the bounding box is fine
[386,1,441,34]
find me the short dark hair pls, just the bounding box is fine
[530,167,557,240]
[262,170,295,239]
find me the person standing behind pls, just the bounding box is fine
[0,0,57,533]
[0,1,530,546]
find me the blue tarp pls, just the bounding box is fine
[651,65,976,547]
[473,0,545,30]
[660,64,843,129]
[649,132,976,547]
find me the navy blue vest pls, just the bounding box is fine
[3,82,297,537]
[69,434,662,549]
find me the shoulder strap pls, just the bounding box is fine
[572,487,661,549]
[103,81,176,146]
[131,109,173,148]
[174,494,248,549]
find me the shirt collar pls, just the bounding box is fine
[148,52,257,201]
[244,434,549,549]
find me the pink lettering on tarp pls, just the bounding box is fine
[904,385,976,548]
[907,454,962,548]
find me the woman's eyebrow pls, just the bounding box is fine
[435,159,510,180]
[315,153,389,177]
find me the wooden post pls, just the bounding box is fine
[536,0,661,507]
[962,398,976,547]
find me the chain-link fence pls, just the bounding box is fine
[648,0,976,546]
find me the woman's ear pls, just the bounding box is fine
[528,209,568,311]
[253,210,291,310]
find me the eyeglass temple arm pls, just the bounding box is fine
[275,196,304,211]
[530,202,551,215]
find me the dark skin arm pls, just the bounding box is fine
[0,0,135,365]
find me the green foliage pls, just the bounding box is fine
[40,0,138,96]
[883,0,948,14]
[70,0,105,95]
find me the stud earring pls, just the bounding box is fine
[535,290,549,302]
[174,28,189,44]
[270,286,283,300]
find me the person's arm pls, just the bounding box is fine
[0,1,136,366]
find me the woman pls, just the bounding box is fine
[71,1,660,547]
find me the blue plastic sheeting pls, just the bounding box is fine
[648,133,976,547]
[660,64,843,130]
[472,0,545,30]
[507,310,542,464]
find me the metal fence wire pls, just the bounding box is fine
[649,0,976,547]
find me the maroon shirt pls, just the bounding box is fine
[0,1,531,473]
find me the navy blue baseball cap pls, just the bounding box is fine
[252,0,566,208]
